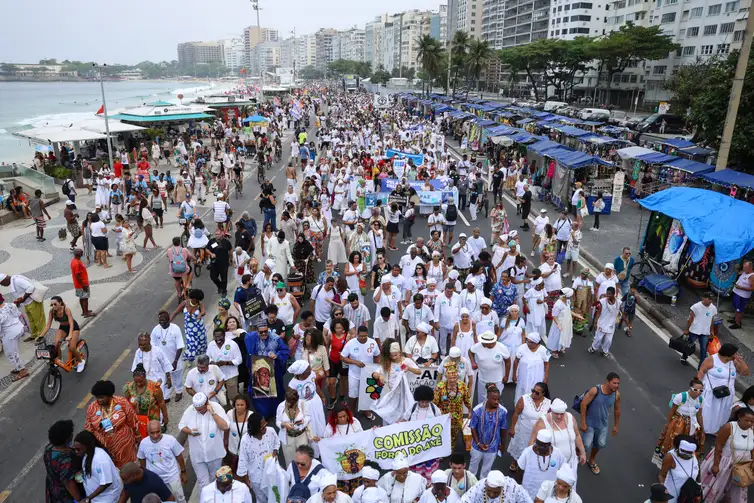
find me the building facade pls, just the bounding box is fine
[250,41,281,75]
[315,28,338,72]
[177,41,225,66]
[482,0,507,49]
[243,26,280,67]
[222,38,246,70]
[454,0,486,38]
[430,5,449,45]
[501,0,551,47]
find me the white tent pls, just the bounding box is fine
[616,146,655,159]
[13,126,107,144]
[77,118,145,134]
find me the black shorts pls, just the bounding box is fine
[91,236,109,251]
[386,222,399,234]
[328,359,348,377]
[153,208,164,218]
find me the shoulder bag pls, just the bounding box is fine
[708,365,732,399]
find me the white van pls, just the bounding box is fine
[579,108,611,122]
[544,101,568,112]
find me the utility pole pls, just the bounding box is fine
[94,63,114,172]
[446,39,452,96]
[251,0,264,100]
[716,9,754,171]
[292,27,297,86]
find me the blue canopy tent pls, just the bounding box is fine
[527,139,561,155]
[580,120,605,126]
[554,125,596,138]
[700,169,754,191]
[474,118,496,127]
[661,138,696,149]
[663,158,715,176]
[509,131,539,143]
[636,152,677,164]
[516,118,536,125]
[638,187,754,264]
[242,114,270,123]
[680,146,713,157]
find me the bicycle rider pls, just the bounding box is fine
[41,295,85,372]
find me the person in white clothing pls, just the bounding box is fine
[178,392,229,489]
[352,467,389,503]
[404,322,440,367]
[589,286,620,357]
[469,331,511,404]
[459,470,532,503]
[731,260,754,329]
[307,473,353,503]
[593,264,618,300]
[200,466,253,503]
[373,276,402,322]
[237,413,280,503]
[418,470,461,503]
[150,311,186,401]
[659,438,699,503]
[207,327,243,403]
[137,420,188,503]
[340,326,381,414]
[460,280,484,317]
[74,432,123,503]
[467,228,487,262]
[532,209,549,257]
[373,306,400,343]
[535,464,582,503]
[402,293,436,336]
[377,453,426,503]
[517,429,566,500]
[132,332,172,388]
[212,194,231,230]
[473,299,500,340]
[184,355,225,404]
[434,283,461,356]
[682,292,718,367]
[523,279,547,339]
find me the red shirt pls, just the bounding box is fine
[113,160,123,178]
[71,258,89,289]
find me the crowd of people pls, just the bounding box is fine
[0,84,750,503]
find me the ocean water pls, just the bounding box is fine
[0,80,230,164]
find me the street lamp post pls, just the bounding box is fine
[94,63,114,172]
[251,0,264,100]
[446,40,452,96]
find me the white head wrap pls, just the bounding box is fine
[389,342,400,353]
[431,470,447,484]
[416,322,432,334]
[486,470,505,488]
[556,464,577,486]
[679,440,697,453]
[550,398,568,413]
[392,453,410,470]
[287,360,309,375]
[192,392,208,407]
[321,473,338,489]
[536,429,553,443]
[360,487,383,503]
[361,466,380,481]
[561,287,574,298]
[264,259,275,270]
[526,332,541,343]
[449,347,461,358]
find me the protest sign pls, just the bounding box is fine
[318,414,451,474]
[418,191,443,206]
[365,193,390,208]
[386,148,425,167]
[358,364,439,411]
[393,158,406,179]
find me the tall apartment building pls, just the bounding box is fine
[315,28,338,72]
[430,5,449,44]
[297,34,317,68]
[250,41,281,75]
[401,10,433,70]
[482,0,508,49]
[338,28,366,62]
[280,37,296,69]
[501,0,551,47]
[177,41,224,66]
[366,15,389,70]
[243,26,279,68]
[454,0,486,38]
[448,0,460,40]
[221,38,246,70]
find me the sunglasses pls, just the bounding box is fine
[296,462,307,467]
[531,389,541,395]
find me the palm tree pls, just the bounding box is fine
[415,35,443,97]
[466,39,493,94]
[450,31,470,96]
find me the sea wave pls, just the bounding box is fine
[0,128,7,135]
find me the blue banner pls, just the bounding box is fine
[365,193,389,207]
[380,178,452,192]
[418,191,442,206]
[386,149,425,167]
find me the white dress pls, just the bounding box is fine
[95,178,110,207]
[524,287,546,338]
[546,299,573,352]
[507,393,551,460]
[664,449,699,503]
[328,225,348,265]
[371,358,418,425]
[453,324,476,359]
[288,373,326,454]
[542,412,580,489]
[514,345,551,404]
[345,262,364,303]
[187,226,209,249]
[701,354,736,435]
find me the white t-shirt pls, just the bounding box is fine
[428,213,446,232]
[82,448,123,503]
[540,262,562,292]
[534,215,549,234]
[596,297,620,333]
[213,201,230,222]
[553,218,572,242]
[595,272,618,298]
[312,284,336,322]
[402,304,435,331]
[131,348,172,384]
[405,335,440,360]
[137,434,185,483]
[150,323,185,370]
[453,244,473,269]
[207,339,243,380]
[470,342,510,383]
[690,301,717,335]
[341,337,381,378]
[373,287,401,316]
[387,208,401,223]
[180,200,196,217]
[515,180,526,197]
[373,315,400,341]
[184,365,225,401]
[90,221,107,238]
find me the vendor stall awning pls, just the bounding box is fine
[527,139,562,154]
[548,149,613,169]
[661,138,696,149]
[663,158,715,175]
[475,119,496,126]
[700,169,754,190]
[638,187,754,263]
[580,120,604,126]
[509,131,538,143]
[111,112,215,123]
[681,146,713,156]
[553,125,595,137]
[636,152,678,164]
[617,146,655,159]
[13,126,107,143]
[516,118,535,125]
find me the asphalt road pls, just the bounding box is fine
[0,106,741,502]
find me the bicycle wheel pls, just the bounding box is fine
[257,166,265,184]
[195,261,203,278]
[77,341,90,372]
[40,367,63,405]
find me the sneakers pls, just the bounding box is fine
[730,323,742,330]
[587,347,596,353]
[602,351,610,358]
[530,251,535,257]
[76,359,86,373]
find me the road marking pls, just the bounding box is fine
[76,348,131,409]
[0,490,10,502]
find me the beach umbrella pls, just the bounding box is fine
[243,114,270,124]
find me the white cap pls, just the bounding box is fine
[459,233,467,238]
[556,465,577,486]
[431,470,447,484]
[321,473,338,489]
[65,200,75,206]
[427,278,438,285]
[679,440,697,453]
[605,262,616,270]
[536,429,553,443]
[550,398,568,413]
[416,322,432,334]
[526,332,541,343]
[466,277,475,285]
[287,360,309,375]
[192,392,208,407]
[361,466,380,481]
[479,331,497,343]
[561,287,574,298]
[392,453,410,470]
[381,276,392,285]
[486,470,505,488]
[448,270,459,280]
[460,307,470,316]
[540,208,547,213]
[449,347,462,358]
[507,305,520,313]
[481,298,492,306]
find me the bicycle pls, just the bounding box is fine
[37,339,89,404]
[274,146,282,163]
[234,177,243,199]
[257,159,266,184]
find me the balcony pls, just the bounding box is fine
[533,8,549,19]
[533,0,550,9]
[505,18,518,27]
[519,3,534,13]
[516,23,533,33]
[518,13,533,23]
[516,33,532,43]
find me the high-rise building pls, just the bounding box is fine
[315,28,338,72]
[177,41,225,66]
[221,38,246,70]
[430,5,449,45]
[280,37,296,69]
[454,0,486,38]
[250,41,281,75]
[501,0,551,47]
[400,10,433,70]
[297,34,318,69]
[448,0,460,40]
[482,0,507,49]
[366,14,390,70]
[244,26,280,68]
[335,28,366,62]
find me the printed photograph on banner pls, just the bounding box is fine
[250,356,277,398]
[359,364,438,411]
[318,430,374,479]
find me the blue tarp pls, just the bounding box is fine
[550,150,603,169]
[681,146,713,156]
[555,125,595,138]
[700,169,754,190]
[638,187,754,264]
[636,152,677,164]
[474,118,496,126]
[517,118,535,125]
[242,114,270,123]
[487,125,517,135]
[527,139,562,154]
[509,131,537,143]
[664,158,715,175]
[661,138,696,149]
[531,111,554,119]
[580,120,604,126]
[494,112,516,118]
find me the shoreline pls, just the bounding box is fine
[0,77,215,84]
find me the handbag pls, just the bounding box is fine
[580,206,589,217]
[669,335,695,357]
[30,281,49,303]
[732,461,754,487]
[709,369,732,399]
[707,335,722,356]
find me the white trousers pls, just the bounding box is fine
[476,379,503,406]
[253,481,267,503]
[162,365,185,399]
[469,203,478,221]
[591,329,615,353]
[1,334,23,371]
[195,185,206,201]
[191,457,223,490]
[167,477,187,503]
[469,448,496,478]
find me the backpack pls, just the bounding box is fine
[287,463,323,503]
[61,179,72,195]
[445,204,458,222]
[669,391,702,408]
[572,385,599,413]
[170,247,187,274]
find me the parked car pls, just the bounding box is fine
[637,113,689,134]
[544,100,568,112]
[579,108,611,122]
[609,110,627,125]
[622,115,647,129]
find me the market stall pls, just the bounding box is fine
[700,169,754,203]
[637,187,754,296]
[616,146,681,197]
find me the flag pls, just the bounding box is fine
[240,68,247,74]
[96,105,104,115]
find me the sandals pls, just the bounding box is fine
[588,462,600,475]
[11,369,29,382]
[508,461,518,472]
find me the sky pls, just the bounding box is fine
[2,0,444,65]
